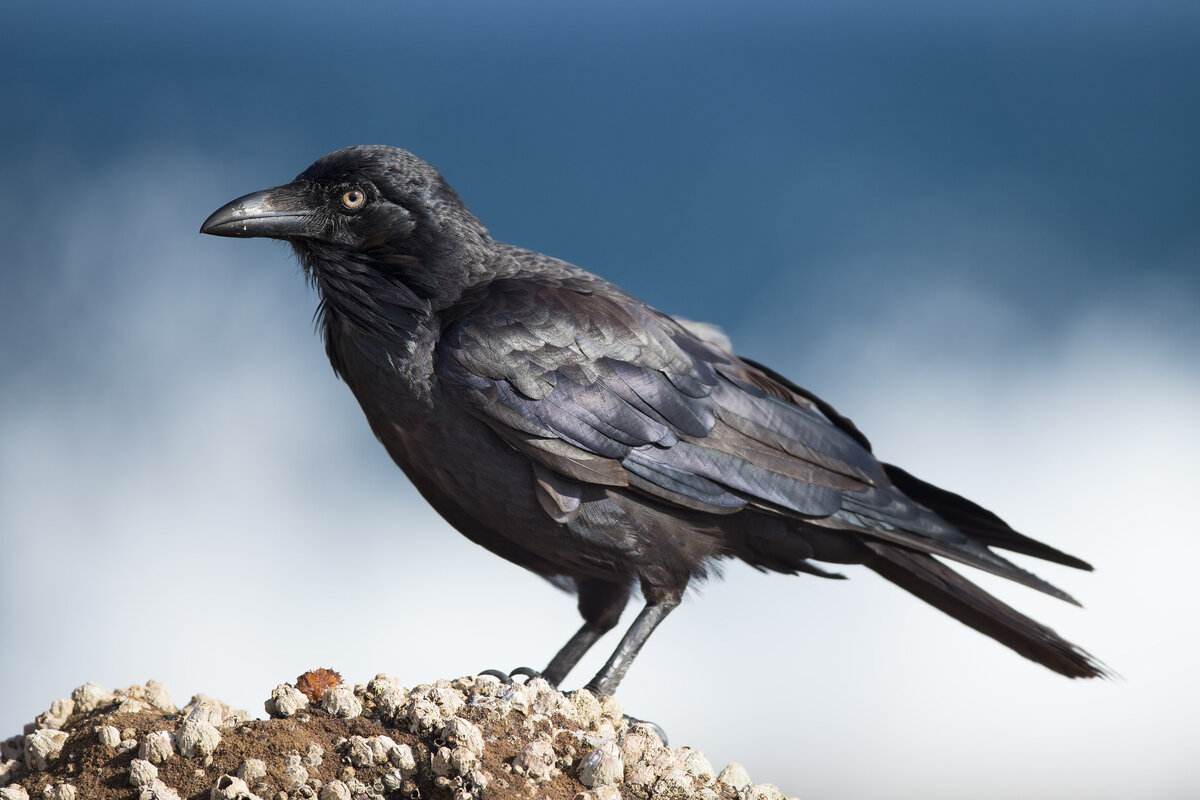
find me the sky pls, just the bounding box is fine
[2,2,1199,798]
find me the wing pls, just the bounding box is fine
[437,274,873,507]
[435,272,1073,600]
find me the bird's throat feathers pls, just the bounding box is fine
[293,234,495,380]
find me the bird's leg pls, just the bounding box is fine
[543,623,608,686]
[584,594,681,697]
[542,578,629,687]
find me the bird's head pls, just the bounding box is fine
[201,146,493,301]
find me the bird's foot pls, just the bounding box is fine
[480,672,667,744]
[476,667,545,685]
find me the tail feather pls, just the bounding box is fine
[882,463,1093,571]
[863,541,1108,679]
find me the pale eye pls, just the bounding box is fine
[341,188,366,210]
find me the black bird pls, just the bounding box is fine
[201,145,1105,695]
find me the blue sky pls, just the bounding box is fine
[2,3,1198,798]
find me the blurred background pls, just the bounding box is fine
[2,2,1198,798]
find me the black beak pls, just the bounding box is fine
[200,183,318,239]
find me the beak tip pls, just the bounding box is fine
[200,185,313,240]
[199,200,255,238]
[199,212,249,238]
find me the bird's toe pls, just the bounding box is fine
[624,715,669,746]
[476,667,544,685]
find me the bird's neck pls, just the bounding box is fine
[297,239,497,378]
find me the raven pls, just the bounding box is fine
[201,145,1105,695]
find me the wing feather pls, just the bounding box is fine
[437,271,1083,605]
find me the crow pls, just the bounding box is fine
[201,145,1105,695]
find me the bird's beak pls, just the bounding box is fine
[200,183,318,239]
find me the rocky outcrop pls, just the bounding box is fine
[0,673,796,800]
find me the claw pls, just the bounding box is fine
[624,715,669,746]
[476,667,544,685]
[476,669,514,684]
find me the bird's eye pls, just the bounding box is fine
[341,189,366,210]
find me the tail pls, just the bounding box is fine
[862,540,1109,679]
[882,463,1093,570]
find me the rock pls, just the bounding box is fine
[424,681,466,717]
[302,742,323,769]
[717,761,752,789]
[71,683,115,714]
[0,786,30,800]
[1,735,24,763]
[35,700,74,732]
[184,700,226,727]
[181,695,248,727]
[0,673,801,799]
[115,697,152,715]
[391,743,420,777]
[176,719,221,759]
[139,731,175,764]
[23,730,68,772]
[317,782,350,800]
[617,724,662,769]
[599,695,624,724]
[320,687,362,719]
[578,741,623,788]
[398,698,443,736]
[430,746,477,778]
[345,737,376,768]
[264,685,308,719]
[137,778,181,800]
[129,759,158,788]
[209,774,258,800]
[96,726,121,747]
[117,732,139,753]
[236,759,267,784]
[141,681,177,713]
[570,689,603,729]
[532,686,571,717]
[511,740,556,781]
[574,787,621,800]
[505,684,534,715]
[468,768,490,792]
[441,718,484,756]
[365,674,405,698]
[679,747,715,783]
[370,686,406,723]
[281,755,308,790]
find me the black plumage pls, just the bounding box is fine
[201,145,1106,694]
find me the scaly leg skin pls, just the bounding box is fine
[584,596,681,698]
[542,578,631,686]
[543,623,608,686]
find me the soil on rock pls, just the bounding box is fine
[0,674,796,800]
